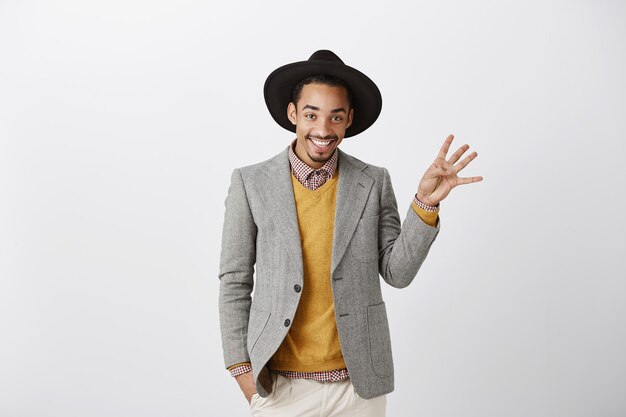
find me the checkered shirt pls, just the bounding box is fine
[414,193,440,211]
[229,363,253,377]
[288,139,338,190]
[275,368,350,382]
[229,364,350,382]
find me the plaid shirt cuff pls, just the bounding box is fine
[413,194,440,212]
[229,364,252,377]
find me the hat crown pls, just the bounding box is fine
[308,50,344,64]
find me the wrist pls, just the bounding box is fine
[414,193,439,211]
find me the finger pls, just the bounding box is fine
[452,151,478,174]
[436,134,454,160]
[448,144,470,165]
[456,176,483,185]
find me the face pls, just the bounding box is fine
[287,83,353,169]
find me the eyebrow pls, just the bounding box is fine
[302,104,347,113]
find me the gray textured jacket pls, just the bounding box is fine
[218,146,440,399]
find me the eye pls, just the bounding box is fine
[305,113,316,120]
[332,116,343,122]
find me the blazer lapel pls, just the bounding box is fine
[257,146,373,278]
[258,147,304,278]
[331,148,374,274]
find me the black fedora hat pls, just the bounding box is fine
[263,50,382,138]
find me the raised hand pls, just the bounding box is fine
[416,134,483,206]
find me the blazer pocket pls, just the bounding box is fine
[247,307,271,353]
[350,215,379,263]
[367,302,394,378]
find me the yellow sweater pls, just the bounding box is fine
[228,169,438,372]
[268,169,344,371]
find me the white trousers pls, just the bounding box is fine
[250,372,386,417]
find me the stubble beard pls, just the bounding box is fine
[307,150,333,164]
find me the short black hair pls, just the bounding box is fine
[291,74,353,109]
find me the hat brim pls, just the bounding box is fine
[264,60,382,138]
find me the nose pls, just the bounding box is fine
[312,116,334,138]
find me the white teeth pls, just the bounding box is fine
[311,138,332,147]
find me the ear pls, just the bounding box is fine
[287,102,297,125]
[346,108,354,129]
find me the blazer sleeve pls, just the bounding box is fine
[378,167,441,288]
[218,168,257,368]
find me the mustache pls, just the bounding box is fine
[308,135,338,141]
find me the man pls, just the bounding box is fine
[219,50,482,416]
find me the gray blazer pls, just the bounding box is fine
[218,146,440,400]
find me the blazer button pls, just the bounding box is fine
[294,284,301,293]
[284,319,291,327]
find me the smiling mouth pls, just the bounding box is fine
[308,137,335,149]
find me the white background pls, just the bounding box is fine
[1,1,625,416]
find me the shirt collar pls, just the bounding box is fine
[288,138,338,182]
